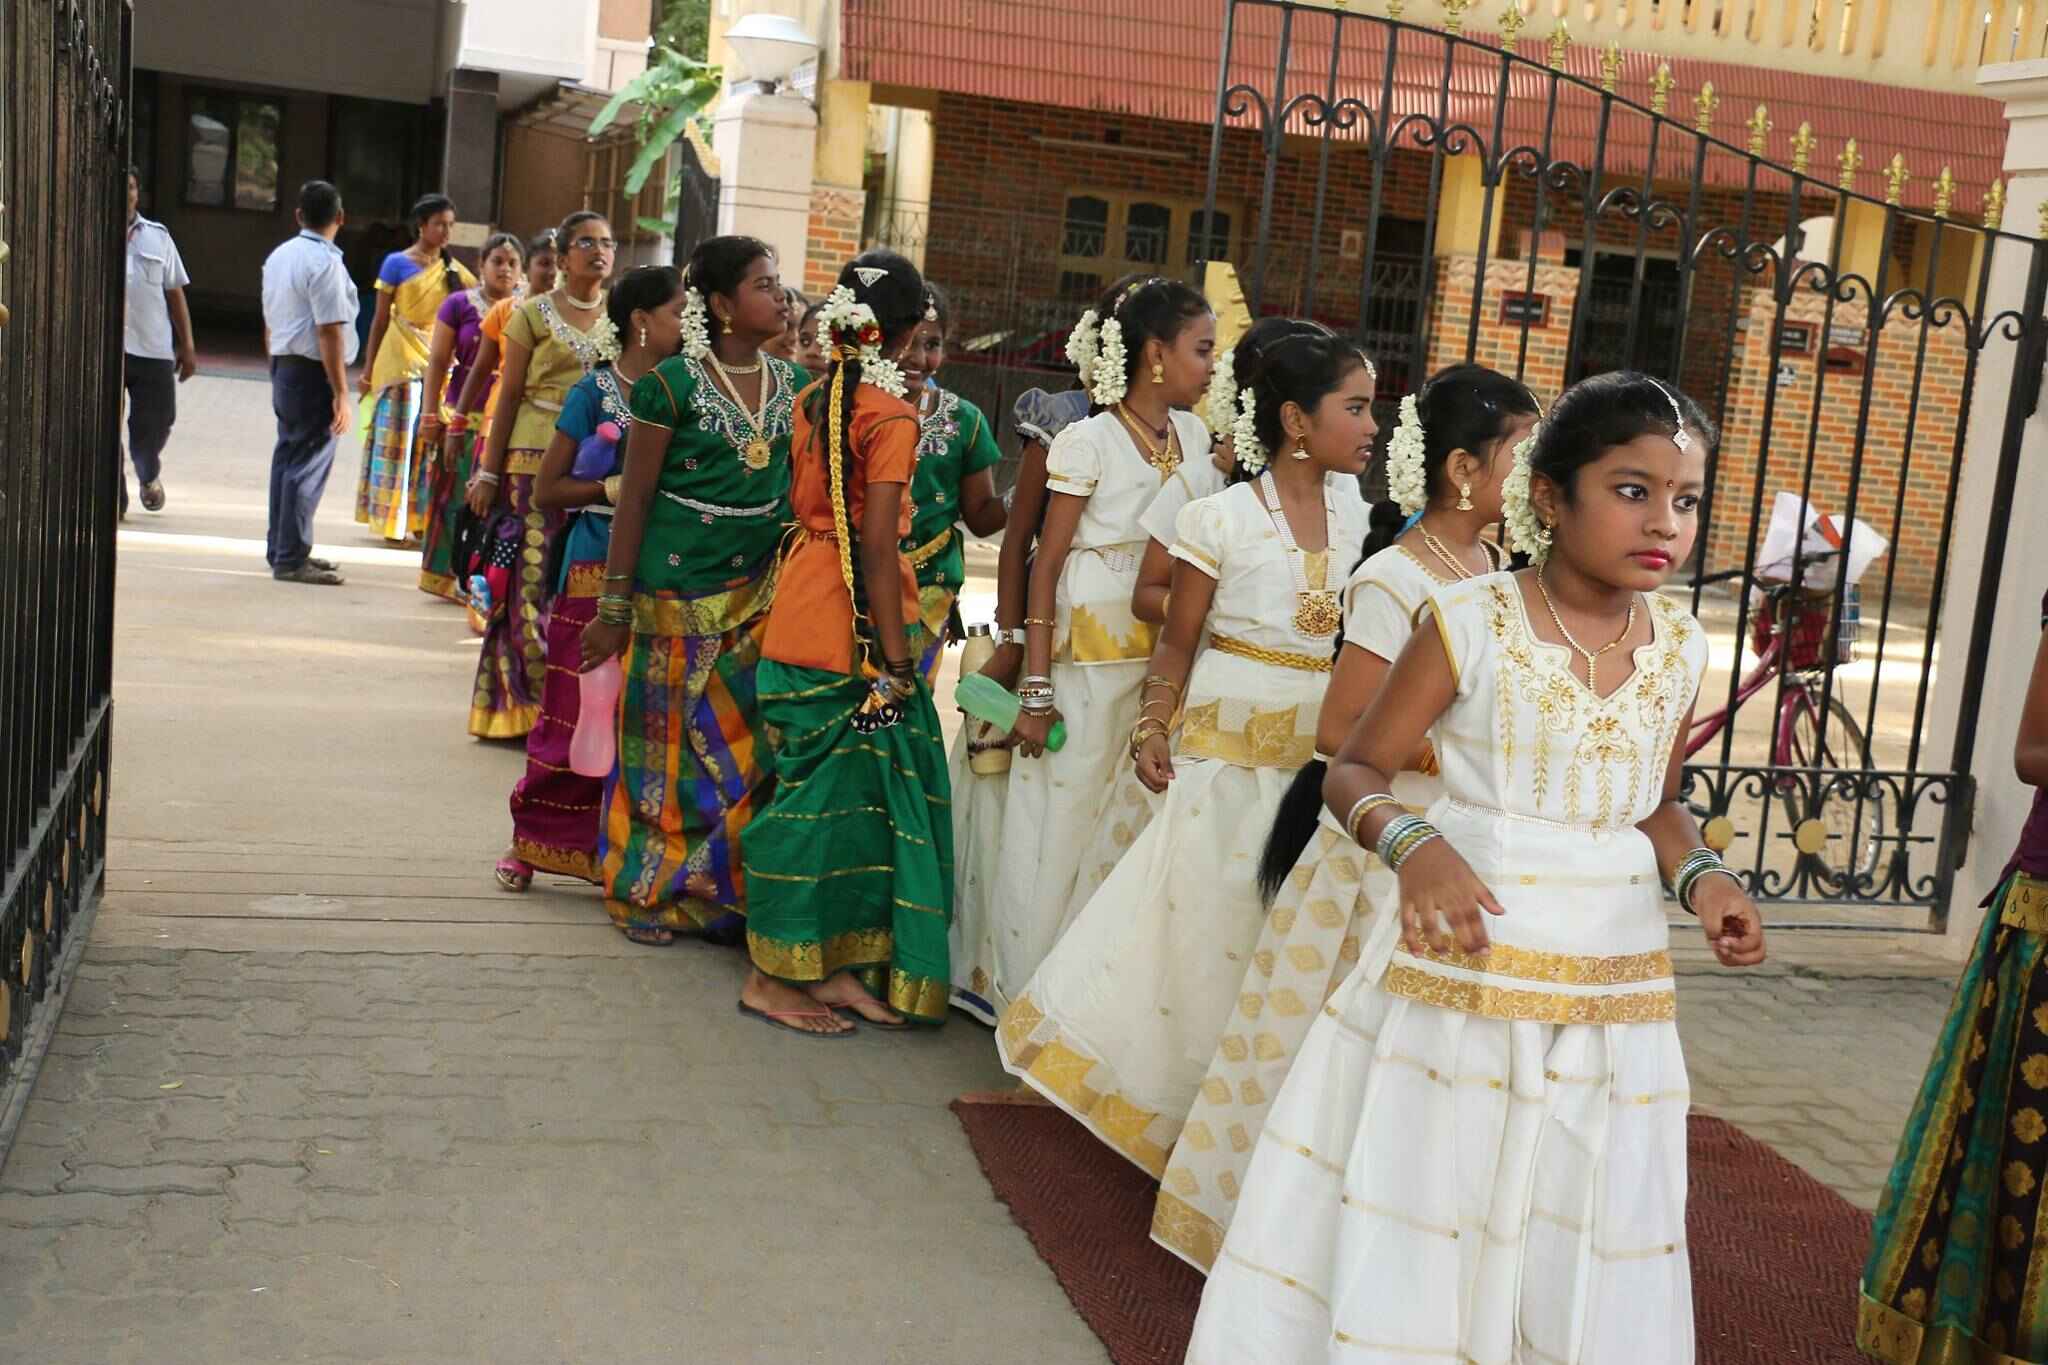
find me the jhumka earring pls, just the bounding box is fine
[1537,521,1554,548]
[1457,481,1473,511]
[1151,362,1164,385]
[1290,437,1310,461]
[721,317,733,335]
[639,326,648,348]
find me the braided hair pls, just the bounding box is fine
[808,249,928,666]
[1253,360,1537,905]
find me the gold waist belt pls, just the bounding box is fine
[1207,632,1333,673]
[906,525,954,568]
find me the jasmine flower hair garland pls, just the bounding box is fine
[814,285,908,400]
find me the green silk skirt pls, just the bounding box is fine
[1860,872,2048,1364]
[743,660,954,1023]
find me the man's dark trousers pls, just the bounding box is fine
[267,356,338,574]
[117,354,177,513]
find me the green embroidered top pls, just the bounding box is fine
[628,354,808,596]
[903,385,1002,594]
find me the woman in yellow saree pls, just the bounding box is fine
[355,194,476,544]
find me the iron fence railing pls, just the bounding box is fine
[1,0,125,1105]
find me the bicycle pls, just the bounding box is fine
[1683,551,1885,888]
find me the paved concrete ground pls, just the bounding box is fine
[0,373,1970,1360]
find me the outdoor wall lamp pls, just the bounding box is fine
[724,13,820,94]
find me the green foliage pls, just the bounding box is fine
[588,0,720,201]
[655,0,711,61]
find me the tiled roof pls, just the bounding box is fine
[843,0,2006,215]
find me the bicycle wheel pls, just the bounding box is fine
[1777,691,1886,889]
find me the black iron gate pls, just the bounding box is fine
[1,0,126,1099]
[1202,0,2047,927]
[670,135,720,268]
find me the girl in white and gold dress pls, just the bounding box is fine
[953,278,1221,1023]
[1153,362,1538,1273]
[1187,370,1769,1365]
[997,319,1374,1176]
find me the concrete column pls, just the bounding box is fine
[1431,152,1504,259]
[1923,59,2048,946]
[712,88,821,287]
[441,68,500,254]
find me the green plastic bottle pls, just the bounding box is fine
[954,673,1068,752]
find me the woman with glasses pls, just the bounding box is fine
[465,212,619,748]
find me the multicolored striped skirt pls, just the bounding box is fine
[905,583,958,689]
[418,426,475,602]
[743,660,954,1024]
[1860,872,2048,1364]
[506,543,607,884]
[468,454,561,741]
[355,378,429,543]
[597,582,778,938]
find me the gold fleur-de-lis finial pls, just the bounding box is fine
[1883,154,1910,207]
[1649,63,1675,115]
[1694,82,1719,135]
[1499,1,1527,44]
[1932,166,1956,219]
[1790,122,1816,176]
[1746,104,1771,157]
[1442,0,1472,33]
[1548,21,1570,69]
[1388,0,1407,20]
[1600,41,1623,92]
[1838,137,1863,191]
[1985,178,2007,230]
[2038,195,2048,240]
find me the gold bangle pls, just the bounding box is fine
[1344,793,1405,847]
[1024,616,1056,629]
[1128,718,1170,759]
[1142,673,1182,696]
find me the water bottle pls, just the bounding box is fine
[570,658,624,778]
[959,625,1011,776]
[956,673,1067,753]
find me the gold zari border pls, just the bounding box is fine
[999,992,1172,1176]
[1178,699,1316,769]
[1381,964,1676,1024]
[1065,603,1158,664]
[1151,1190,1225,1272]
[1402,942,1673,988]
[2002,874,2048,933]
[632,566,777,639]
[905,525,954,568]
[1852,1293,2040,1365]
[564,563,606,599]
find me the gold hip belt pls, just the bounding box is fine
[1207,632,1333,673]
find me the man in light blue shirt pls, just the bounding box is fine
[259,180,358,585]
[119,167,196,515]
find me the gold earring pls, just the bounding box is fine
[1151,362,1164,385]
[639,326,648,348]
[1537,522,1553,548]
[1457,481,1473,511]
[1290,437,1310,462]
[720,317,733,335]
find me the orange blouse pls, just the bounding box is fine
[761,381,921,676]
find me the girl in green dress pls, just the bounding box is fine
[580,236,802,944]
[898,283,1007,683]
[738,250,954,1036]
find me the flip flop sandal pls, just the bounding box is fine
[493,857,533,893]
[622,926,675,946]
[736,1000,856,1039]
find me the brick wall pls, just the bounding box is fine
[804,185,866,298]
[1424,258,1581,401]
[1706,290,1971,602]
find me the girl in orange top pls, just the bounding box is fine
[739,250,953,1037]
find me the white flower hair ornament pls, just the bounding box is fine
[1232,384,1267,475]
[678,286,712,360]
[1065,310,1102,383]
[1500,424,1548,562]
[1385,393,1430,517]
[1090,313,1130,407]
[814,285,907,400]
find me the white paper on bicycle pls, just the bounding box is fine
[1754,490,1889,587]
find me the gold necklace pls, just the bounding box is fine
[1417,527,1477,582]
[1535,566,1637,695]
[705,349,775,472]
[1114,405,1181,476]
[709,347,762,376]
